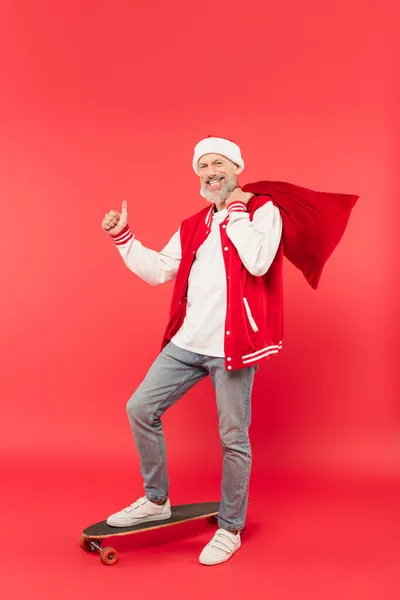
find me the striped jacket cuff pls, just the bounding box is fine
[227,201,248,215]
[110,224,134,246]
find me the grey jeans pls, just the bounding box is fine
[126,341,257,532]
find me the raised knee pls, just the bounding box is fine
[126,392,149,423]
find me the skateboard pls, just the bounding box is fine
[79,501,220,565]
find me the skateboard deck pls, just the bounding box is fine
[80,501,220,565]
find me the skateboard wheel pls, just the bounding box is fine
[80,535,94,552]
[100,546,119,566]
[206,516,218,524]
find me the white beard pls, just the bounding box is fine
[200,175,238,205]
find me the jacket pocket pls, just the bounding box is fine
[243,297,259,332]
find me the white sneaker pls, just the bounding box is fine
[199,528,241,565]
[106,496,171,527]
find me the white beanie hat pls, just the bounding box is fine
[192,136,245,175]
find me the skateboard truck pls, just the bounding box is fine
[80,536,119,565]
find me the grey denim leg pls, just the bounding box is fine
[206,358,257,531]
[126,342,208,501]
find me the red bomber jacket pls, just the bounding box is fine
[161,194,284,371]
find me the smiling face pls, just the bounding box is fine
[198,153,239,207]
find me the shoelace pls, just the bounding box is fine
[208,530,238,554]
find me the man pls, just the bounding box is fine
[101,136,283,565]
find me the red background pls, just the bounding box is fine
[1,0,399,598]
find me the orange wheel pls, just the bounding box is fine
[206,515,218,524]
[100,546,119,566]
[80,535,93,552]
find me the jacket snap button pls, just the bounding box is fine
[227,366,232,370]
[226,331,230,335]
[227,357,232,361]
[224,247,229,251]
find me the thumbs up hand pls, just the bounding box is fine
[102,200,129,236]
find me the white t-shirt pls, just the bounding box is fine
[171,208,228,356]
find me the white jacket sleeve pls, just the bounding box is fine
[225,200,282,276]
[110,224,182,285]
